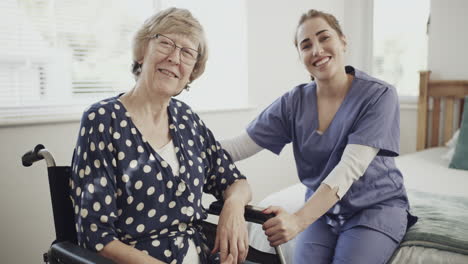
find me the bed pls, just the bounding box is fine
[247,71,468,263]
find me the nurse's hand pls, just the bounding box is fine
[212,198,249,264]
[262,206,305,247]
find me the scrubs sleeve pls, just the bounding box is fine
[347,86,400,157]
[246,92,293,155]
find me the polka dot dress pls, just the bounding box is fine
[70,95,245,263]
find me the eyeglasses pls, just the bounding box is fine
[150,34,199,65]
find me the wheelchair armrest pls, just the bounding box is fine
[48,241,116,264]
[207,201,276,224]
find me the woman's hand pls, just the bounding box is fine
[212,198,249,264]
[262,206,306,247]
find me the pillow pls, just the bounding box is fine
[442,129,460,161]
[449,96,468,170]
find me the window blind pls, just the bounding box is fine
[0,0,154,125]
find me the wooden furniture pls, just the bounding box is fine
[416,71,468,150]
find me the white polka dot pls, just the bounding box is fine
[90,142,96,151]
[120,120,127,127]
[93,202,101,211]
[80,127,86,136]
[105,195,112,205]
[178,223,187,232]
[135,180,143,190]
[221,178,227,184]
[179,166,186,174]
[94,159,101,168]
[178,182,186,192]
[107,143,114,152]
[181,207,187,215]
[129,160,138,168]
[79,169,85,178]
[216,158,222,166]
[160,228,168,235]
[122,174,130,183]
[186,109,192,114]
[98,123,104,132]
[188,140,194,146]
[218,167,225,173]
[169,201,176,208]
[95,243,104,251]
[161,161,168,168]
[100,177,107,187]
[194,178,199,186]
[125,112,131,117]
[81,208,88,218]
[125,217,134,225]
[188,193,195,203]
[114,104,120,110]
[113,132,121,139]
[125,140,132,147]
[136,224,145,233]
[148,209,156,218]
[186,206,194,216]
[136,202,144,211]
[137,146,144,153]
[143,165,151,173]
[152,240,160,247]
[111,112,116,119]
[178,124,185,129]
[88,112,96,120]
[112,158,117,167]
[147,186,155,195]
[160,215,168,223]
[76,187,81,196]
[98,108,105,115]
[164,250,172,257]
[99,141,105,150]
[171,219,179,226]
[127,196,134,204]
[100,215,108,223]
[156,172,163,181]
[166,181,173,188]
[87,184,95,194]
[118,152,125,160]
[131,128,137,134]
[158,194,165,203]
[90,223,98,232]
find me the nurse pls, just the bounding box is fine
[221,9,416,263]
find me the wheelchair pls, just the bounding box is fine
[22,144,286,264]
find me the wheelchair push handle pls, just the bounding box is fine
[22,144,56,167]
[208,201,276,224]
[22,144,46,167]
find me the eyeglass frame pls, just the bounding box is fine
[149,33,200,65]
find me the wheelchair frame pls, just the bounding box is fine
[22,144,286,264]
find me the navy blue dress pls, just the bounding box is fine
[70,95,245,263]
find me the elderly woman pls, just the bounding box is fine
[70,8,251,264]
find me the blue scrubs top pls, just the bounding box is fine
[70,95,245,263]
[247,66,415,242]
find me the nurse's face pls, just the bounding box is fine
[296,17,347,81]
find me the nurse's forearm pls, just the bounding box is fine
[294,183,339,230]
[100,240,166,264]
[220,132,263,162]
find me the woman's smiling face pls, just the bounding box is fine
[140,33,198,97]
[296,17,347,81]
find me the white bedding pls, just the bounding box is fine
[247,147,468,263]
[395,147,468,198]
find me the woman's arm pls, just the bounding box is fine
[213,179,252,264]
[100,240,166,264]
[262,144,378,246]
[219,132,263,162]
